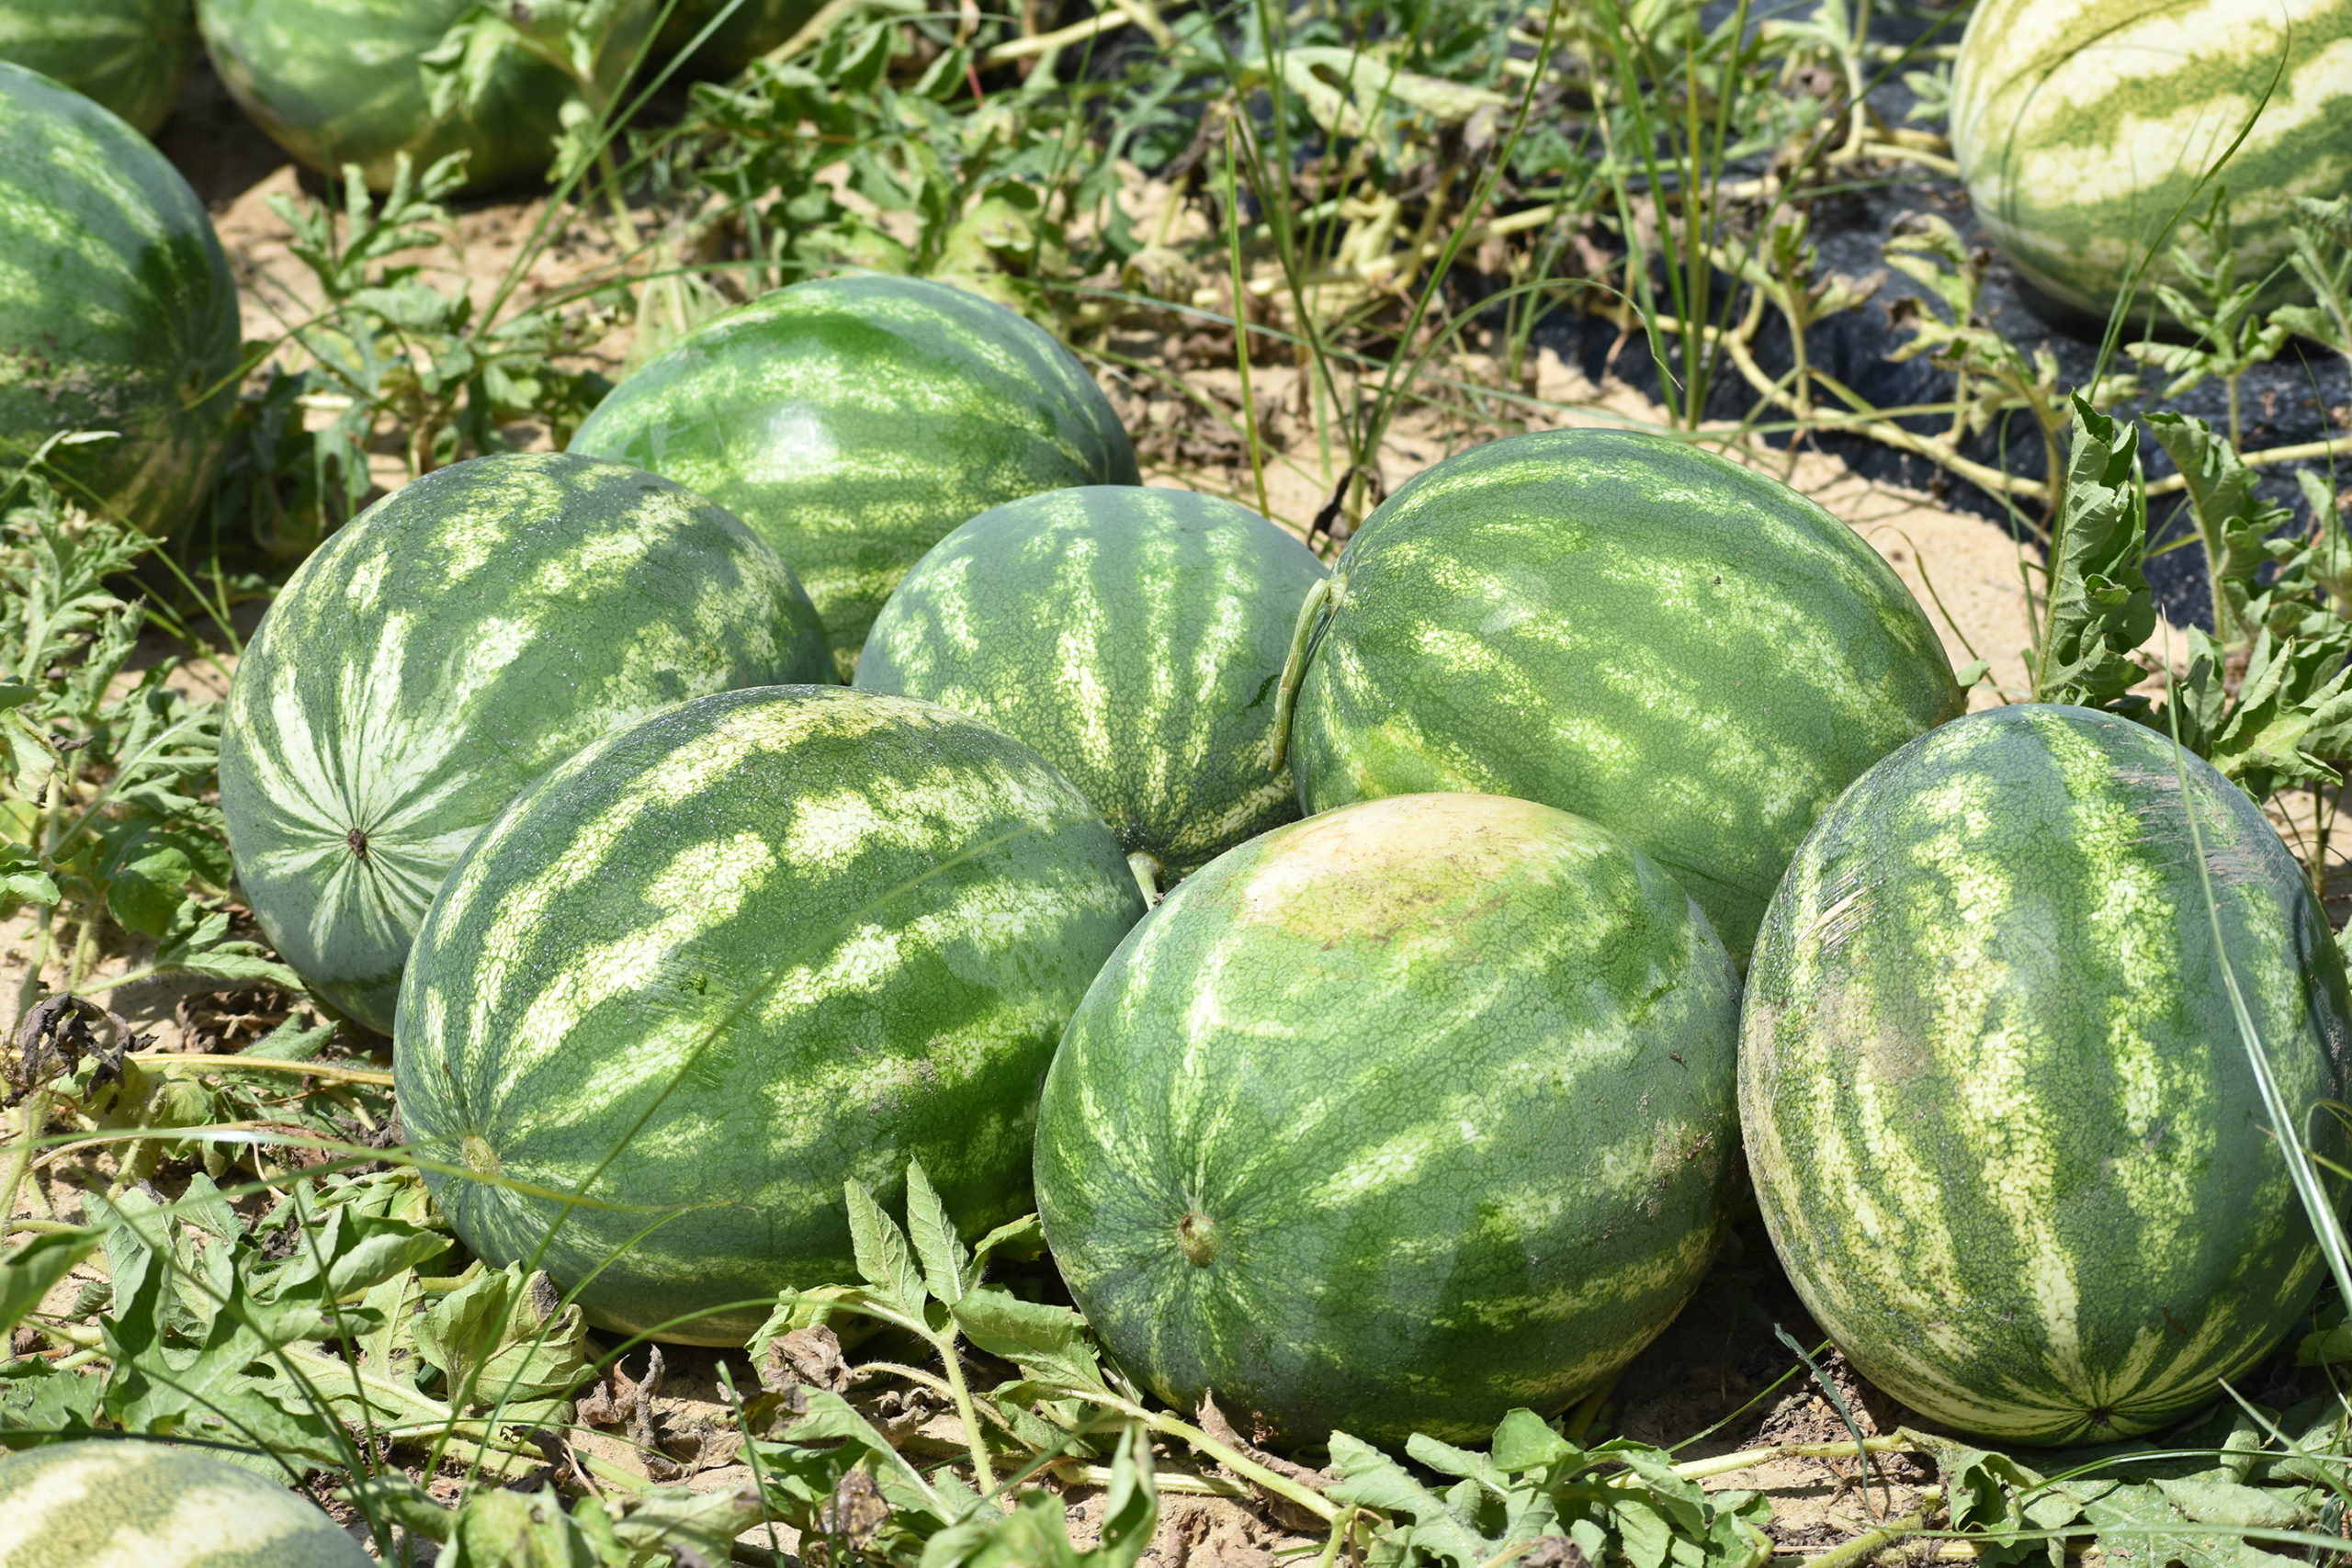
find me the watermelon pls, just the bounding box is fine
[197,0,654,194]
[219,451,831,1036]
[1951,0,2352,321]
[0,61,239,535]
[654,0,816,79]
[569,275,1140,679]
[0,1440,372,1566]
[1035,791,1744,1450]
[1285,427,1962,964]
[1741,704,2352,1446]
[394,684,1147,1344]
[0,0,195,135]
[855,486,1329,886]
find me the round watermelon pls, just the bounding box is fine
[0,60,239,535]
[1742,704,2352,1446]
[0,0,195,134]
[1951,0,2352,321]
[197,0,654,193]
[855,486,1328,886]
[1286,428,1963,964]
[654,0,816,79]
[395,685,1147,1344]
[569,275,1140,680]
[0,1440,372,1566]
[1035,792,1743,1450]
[220,451,831,1035]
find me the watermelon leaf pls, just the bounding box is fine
[2271,197,2352,362]
[2145,412,2293,651]
[2033,397,2153,710]
[844,1177,930,1319]
[904,1157,970,1306]
[0,1230,103,1340]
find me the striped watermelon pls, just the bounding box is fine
[855,486,1329,886]
[395,685,1147,1344]
[654,0,816,78]
[219,451,831,1036]
[197,0,654,193]
[0,1440,372,1566]
[569,275,1140,679]
[0,60,239,535]
[1741,704,2352,1446]
[1035,792,1743,1450]
[1951,0,2352,321]
[0,0,195,134]
[1287,428,1962,964]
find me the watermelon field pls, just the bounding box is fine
[6,0,2352,1563]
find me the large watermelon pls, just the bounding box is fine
[1951,0,2352,321]
[570,275,1140,679]
[219,452,831,1035]
[1741,704,2352,1446]
[1286,428,1962,964]
[0,1440,372,1566]
[0,0,195,134]
[654,0,816,79]
[0,61,239,535]
[856,486,1329,886]
[197,0,654,193]
[395,685,1147,1344]
[1035,792,1743,1450]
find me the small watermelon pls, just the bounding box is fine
[219,451,831,1035]
[0,0,195,134]
[570,275,1139,679]
[0,1440,372,1566]
[1286,427,1962,962]
[1035,792,1743,1450]
[395,685,1147,1344]
[1742,704,2352,1445]
[1951,0,2352,321]
[653,0,816,79]
[856,486,1329,885]
[0,60,239,534]
[197,0,655,193]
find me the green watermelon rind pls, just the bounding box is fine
[0,0,195,134]
[0,1441,373,1567]
[218,451,833,1035]
[0,60,240,535]
[570,274,1141,680]
[1291,426,1962,963]
[1741,703,2352,1446]
[196,0,654,193]
[394,684,1147,1345]
[1950,0,2352,319]
[1035,791,1744,1450]
[855,485,1329,878]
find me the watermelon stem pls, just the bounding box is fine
[1128,852,1164,906]
[1269,577,1333,774]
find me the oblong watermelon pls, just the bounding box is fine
[1951,0,2352,321]
[1035,792,1744,1450]
[0,0,195,134]
[1742,704,2352,1446]
[197,0,654,193]
[570,275,1140,679]
[395,685,1148,1344]
[0,60,239,534]
[219,452,831,1035]
[0,1439,373,1566]
[654,0,816,79]
[856,486,1329,884]
[1288,428,1963,963]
